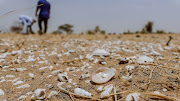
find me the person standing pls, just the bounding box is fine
[35,0,51,34]
[19,15,36,34]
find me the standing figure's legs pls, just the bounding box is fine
[28,25,34,34]
[43,18,48,33]
[38,17,43,34]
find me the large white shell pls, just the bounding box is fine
[31,89,46,100]
[92,67,116,84]
[92,49,110,56]
[58,73,68,82]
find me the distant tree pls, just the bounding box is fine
[141,27,146,34]
[156,29,166,34]
[100,30,106,35]
[123,30,132,34]
[58,24,74,34]
[10,21,22,33]
[52,30,63,34]
[145,21,153,33]
[86,30,95,35]
[86,26,106,35]
[94,26,100,33]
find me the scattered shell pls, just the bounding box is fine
[79,74,90,80]
[29,73,34,78]
[6,75,15,78]
[92,67,116,84]
[25,58,36,63]
[101,84,113,98]
[51,70,62,75]
[118,57,129,64]
[92,49,110,56]
[97,86,103,92]
[31,89,46,100]
[12,78,20,83]
[49,66,53,71]
[47,91,58,99]
[122,74,132,81]
[136,56,154,64]
[16,84,30,89]
[58,73,68,82]
[125,65,135,73]
[126,93,140,101]
[39,66,48,70]
[74,88,92,97]
[99,61,107,65]
[16,67,27,72]
[18,95,27,100]
[13,80,24,85]
[0,89,5,95]
[57,82,65,87]
[163,88,167,92]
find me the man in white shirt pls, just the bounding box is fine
[19,15,36,34]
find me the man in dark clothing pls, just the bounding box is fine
[35,0,50,34]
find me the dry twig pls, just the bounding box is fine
[113,86,117,101]
[146,66,157,90]
[141,63,180,71]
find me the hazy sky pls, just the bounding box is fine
[0,0,180,33]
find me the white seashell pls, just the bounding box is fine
[92,67,116,84]
[57,54,62,57]
[12,78,20,83]
[100,61,107,65]
[6,75,15,78]
[2,66,9,69]
[0,77,6,83]
[153,91,161,94]
[47,75,52,78]
[0,89,5,95]
[13,80,24,85]
[57,82,66,89]
[163,88,167,92]
[125,65,135,73]
[49,66,53,71]
[18,95,27,100]
[92,49,110,56]
[74,88,92,97]
[101,84,113,98]
[16,67,27,72]
[16,84,30,89]
[80,74,90,80]
[39,66,48,70]
[51,70,62,75]
[126,93,140,101]
[25,58,36,63]
[58,74,68,82]
[136,56,154,64]
[97,86,103,92]
[47,91,58,99]
[122,73,132,81]
[29,73,34,78]
[31,89,46,100]
[85,80,91,84]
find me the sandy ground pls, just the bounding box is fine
[0,33,179,101]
